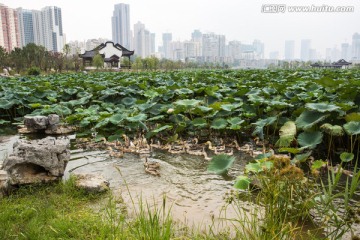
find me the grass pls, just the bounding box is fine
[0,176,231,240]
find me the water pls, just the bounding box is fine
[65,147,252,230]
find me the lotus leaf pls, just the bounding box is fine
[276,121,296,147]
[109,114,126,124]
[211,118,228,130]
[305,103,340,113]
[192,118,208,128]
[126,113,147,122]
[295,110,329,130]
[320,123,344,136]
[298,131,323,149]
[343,121,360,135]
[234,176,251,190]
[121,97,137,106]
[340,152,354,163]
[207,154,236,174]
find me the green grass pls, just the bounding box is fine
[0,177,230,240]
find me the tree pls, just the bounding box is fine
[132,57,143,71]
[9,47,25,73]
[0,46,8,69]
[93,54,104,69]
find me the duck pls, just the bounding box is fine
[214,147,234,156]
[185,138,205,156]
[143,157,160,169]
[202,150,212,161]
[106,146,124,158]
[205,141,226,152]
[168,141,186,154]
[145,166,161,176]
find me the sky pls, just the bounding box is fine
[1,0,360,58]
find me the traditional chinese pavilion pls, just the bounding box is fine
[79,41,134,69]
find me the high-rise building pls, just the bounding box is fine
[162,33,172,59]
[16,8,34,47]
[41,6,64,52]
[17,6,63,52]
[202,33,226,62]
[133,21,154,58]
[252,40,264,59]
[284,40,295,60]
[341,43,351,60]
[112,3,131,49]
[300,39,311,61]
[352,33,360,61]
[0,4,20,52]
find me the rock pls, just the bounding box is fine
[74,173,110,193]
[24,116,49,130]
[0,170,9,197]
[2,68,9,76]
[21,114,75,135]
[2,137,70,185]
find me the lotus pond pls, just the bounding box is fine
[1,69,360,239]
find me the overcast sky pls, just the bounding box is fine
[2,0,359,58]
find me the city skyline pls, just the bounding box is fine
[1,0,359,58]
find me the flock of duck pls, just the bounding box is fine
[76,135,269,176]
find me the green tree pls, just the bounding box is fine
[93,54,104,69]
[132,57,143,71]
[0,46,8,69]
[9,47,25,73]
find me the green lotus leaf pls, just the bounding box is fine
[137,102,157,111]
[109,113,126,124]
[195,106,213,112]
[340,152,354,163]
[220,103,242,111]
[320,123,344,136]
[94,118,110,129]
[174,99,201,108]
[207,154,236,174]
[126,113,147,122]
[121,97,137,106]
[227,117,244,125]
[305,103,340,113]
[0,99,16,109]
[29,103,42,109]
[311,160,327,170]
[192,118,207,128]
[152,125,173,133]
[295,110,329,130]
[252,116,277,139]
[211,118,228,129]
[77,91,90,98]
[298,131,323,149]
[292,151,312,164]
[345,112,360,122]
[343,121,360,135]
[64,88,78,95]
[147,115,165,121]
[245,162,262,173]
[175,88,193,95]
[276,121,296,147]
[234,176,251,190]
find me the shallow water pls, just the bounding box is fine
[65,147,253,230]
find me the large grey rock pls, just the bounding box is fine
[24,115,49,130]
[21,114,74,135]
[2,137,70,185]
[74,173,110,193]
